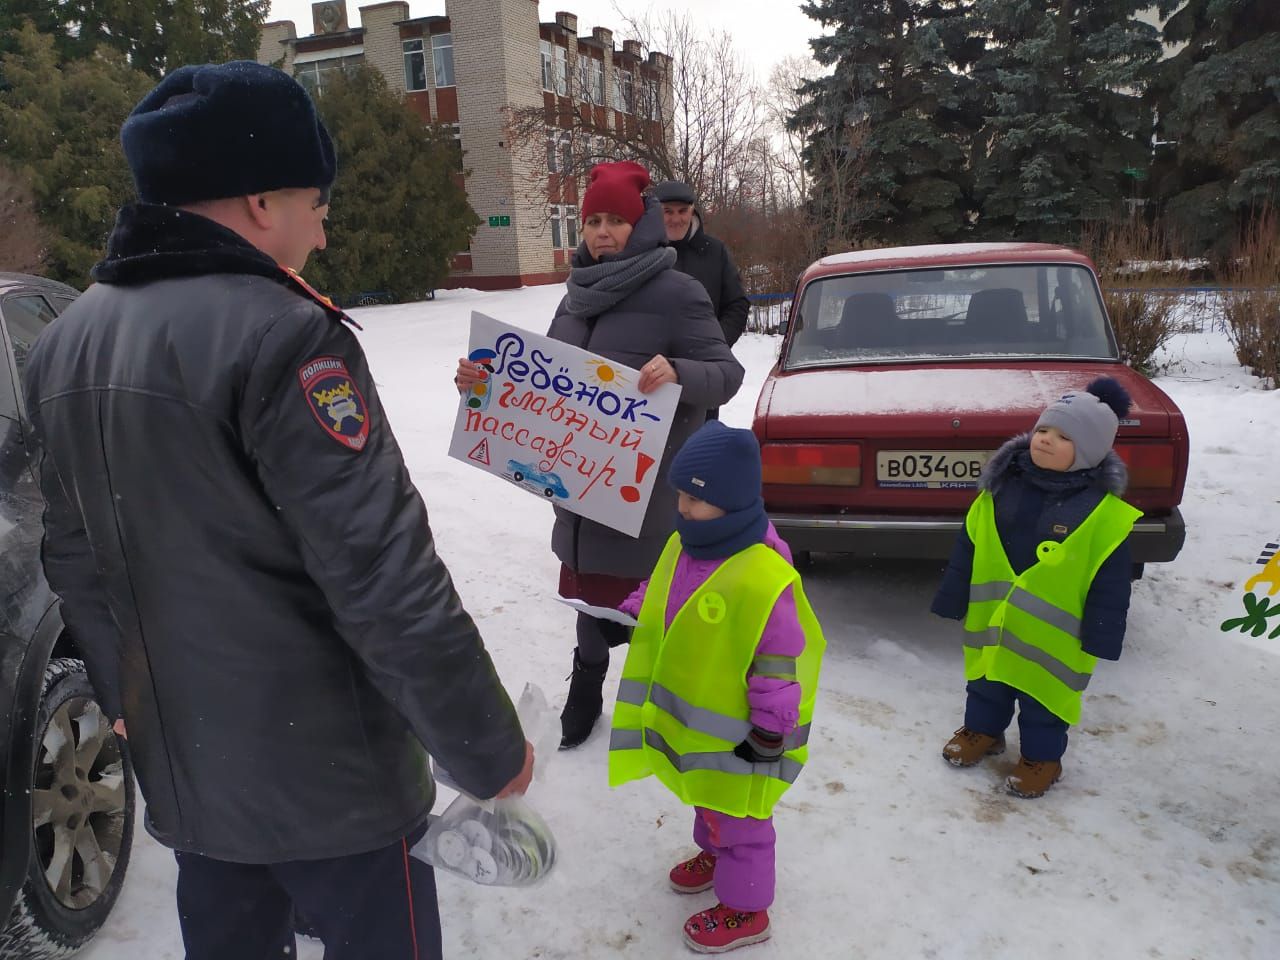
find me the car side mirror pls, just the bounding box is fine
[778,318,790,336]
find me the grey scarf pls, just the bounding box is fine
[566,246,676,316]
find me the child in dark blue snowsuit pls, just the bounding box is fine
[932,377,1138,797]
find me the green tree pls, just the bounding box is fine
[0,23,150,284]
[1,1,270,81]
[794,0,983,248]
[970,0,1161,242]
[307,66,480,301]
[1151,1,1280,256]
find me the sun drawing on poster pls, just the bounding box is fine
[584,358,629,387]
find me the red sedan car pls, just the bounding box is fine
[752,243,1188,571]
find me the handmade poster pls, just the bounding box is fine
[448,312,682,537]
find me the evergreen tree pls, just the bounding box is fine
[1,1,270,81]
[0,23,150,284]
[794,0,982,248]
[970,0,1161,242]
[306,66,480,301]
[1151,0,1280,256]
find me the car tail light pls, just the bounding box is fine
[1114,443,1176,489]
[761,443,862,486]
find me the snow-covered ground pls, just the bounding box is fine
[81,285,1280,959]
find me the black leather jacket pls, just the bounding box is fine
[670,216,751,347]
[25,205,525,863]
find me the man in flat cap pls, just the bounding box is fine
[24,60,532,959]
[652,180,751,419]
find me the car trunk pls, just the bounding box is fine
[754,361,1186,515]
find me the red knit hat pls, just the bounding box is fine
[580,161,650,225]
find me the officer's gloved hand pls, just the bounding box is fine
[733,727,785,764]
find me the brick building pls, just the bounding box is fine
[258,1,672,289]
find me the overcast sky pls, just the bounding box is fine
[267,0,823,81]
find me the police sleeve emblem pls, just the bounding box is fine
[297,356,370,450]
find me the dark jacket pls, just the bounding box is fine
[25,204,525,863]
[550,202,745,579]
[670,215,750,347]
[931,434,1133,661]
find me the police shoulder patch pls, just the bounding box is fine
[298,356,370,451]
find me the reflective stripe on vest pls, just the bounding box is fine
[962,490,1141,725]
[607,533,826,819]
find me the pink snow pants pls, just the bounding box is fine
[692,807,776,912]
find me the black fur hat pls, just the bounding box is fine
[121,61,336,206]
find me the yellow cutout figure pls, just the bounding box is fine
[1246,549,1280,597]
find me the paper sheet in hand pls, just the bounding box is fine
[555,596,639,627]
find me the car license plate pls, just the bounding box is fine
[876,450,991,489]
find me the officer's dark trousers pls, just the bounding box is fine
[174,821,443,960]
[964,677,1070,762]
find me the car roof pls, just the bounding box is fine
[802,242,1096,281]
[0,272,82,299]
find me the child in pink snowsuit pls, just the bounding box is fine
[618,420,811,953]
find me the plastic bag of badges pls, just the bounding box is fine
[411,683,559,886]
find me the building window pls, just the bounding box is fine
[612,69,633,113]
[541,40,554,91]
[432,32,454,87]
[565,205,578,248]
[294,54,364,97]
[553,45,567,96]
[403,38,426,92]
[549,204,578,249]
[577,57,603,104]
[546,129,571,173]
[543,42,568,96]
[647,78,662,120]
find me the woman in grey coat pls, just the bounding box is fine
[457,161,744,747]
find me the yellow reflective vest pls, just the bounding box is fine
[608,533,825,819]
[963,490,1142,724]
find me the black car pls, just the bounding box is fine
[0,273,135,957]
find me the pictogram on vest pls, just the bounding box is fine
[608,534,825,818]
[962,490,1141,724]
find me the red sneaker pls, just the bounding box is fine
[683,903,771,953]
[669,850,717,893]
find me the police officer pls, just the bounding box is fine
[25,61,533,960]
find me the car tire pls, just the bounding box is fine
[512,472,524,482]
[543,488,555,498]
[0,658,135,958]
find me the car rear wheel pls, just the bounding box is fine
[0,658,135,957]
[512,471,524,482]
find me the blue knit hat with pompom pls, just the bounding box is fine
[1034,376,1132,470]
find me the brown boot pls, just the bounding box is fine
[942,727,1006,767]
[1006,757,1062,798]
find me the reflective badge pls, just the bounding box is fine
[298,356,370,450]
[698,592,727,624]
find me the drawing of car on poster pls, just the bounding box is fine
[505,459,570,499]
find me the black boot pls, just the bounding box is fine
[560,650,608,749]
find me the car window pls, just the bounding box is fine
[1,293,57,381]
[784,264,1118,368]
[52,296,77,315]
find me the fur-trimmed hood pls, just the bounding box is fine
[980,432,1128,496]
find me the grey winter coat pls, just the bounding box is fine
[25,204,526,864]
[549,202,745,578]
